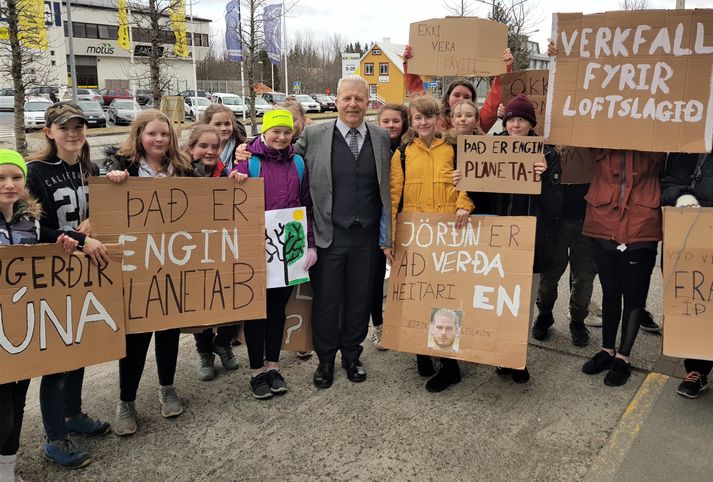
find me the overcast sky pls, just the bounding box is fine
[196,0,710,52]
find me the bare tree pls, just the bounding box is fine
[443,0,476,16]
[619,0,651,10]
[489,0,542,71]
[0,0,58,154]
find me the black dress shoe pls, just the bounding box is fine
[341,359,367,383]
[313,361,334,389]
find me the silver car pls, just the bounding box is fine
[64,88,103,103]
[252,96,270,117]
[296,94,320,113]
[0,89,14,111]
[108,99,140,125]
[24,99,53,131]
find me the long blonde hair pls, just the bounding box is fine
[444,99,484,144]
[116,109,193,176]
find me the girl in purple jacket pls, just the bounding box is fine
[230,110,317,399]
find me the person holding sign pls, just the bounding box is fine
[197,104,247,172]
[104,110,198,435]
[486,94,562,383]
[0,150,79,480]
[390,95,474,392]
[230,110,316,399]
[186,124,227,178]
[661,150,713,398]
[26,103,111,468]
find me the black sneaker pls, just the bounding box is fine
[639,310,661,333]
[570,322,590,347]
[512,367,530,384]
[532,313,555,341]
[417,355,436,377]
[677,371,709,399]
[582,350,615,375]
[250,373,273,400]
[267,370,288,394]
[604,358,631,386]
[425,364,461,392]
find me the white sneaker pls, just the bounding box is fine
[158,386,183,418]
[585,302,603,327]
[113,401,137,436]
[372,325,387,351]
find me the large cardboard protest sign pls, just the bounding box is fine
[502,70,549,136]
[545,9,713,153]
[560,147,594,184]
[0,245,126,384]
[282,282,314,352]
[662,208,713,361]
[455,135,544,194]
[408,17,508,77]
[382,213,536,369]
[91,178,266,333]
[265,207,309,289]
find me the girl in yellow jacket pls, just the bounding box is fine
[390,95,474,393]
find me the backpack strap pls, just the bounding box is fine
[248,155,261,177]
[293,154,305,185]
[452,143,458,170]
[397,143,409,213]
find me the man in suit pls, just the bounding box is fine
[296,75,393,388]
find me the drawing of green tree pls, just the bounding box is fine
[266,220,306,286]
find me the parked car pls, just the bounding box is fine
[107,99,140,125]
[178,89,210,99]
[97,88,133,106]
[135,89,152,105]
[311,94,336,112]
[63,88,103,103]
[184,96,212,120]
[0,89,14,111]
[252,96,271,116]
[27,86,60,102]
[23,98,53,131]
[78,100,106,128]
[262,92,287,105]
[211,93,247,117]
[296,94,320,113]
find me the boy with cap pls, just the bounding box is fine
[0,149,78,482]
[229,110,317,398]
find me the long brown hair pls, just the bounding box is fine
[377,103,409,139]
[199,104,246,145]
[402,95,441,144]
[116,109,193,176]
[183,124,220,158]
[26,125,93,175]
[441,79,477,120]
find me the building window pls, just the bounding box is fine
[372,48,381,55]
[73,23,85,38]
[364,63,374,75]
[379,63,388,75]
[85,23,98,39]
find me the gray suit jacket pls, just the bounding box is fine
[295,119,392,249]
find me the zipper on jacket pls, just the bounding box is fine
[619,150,626,206]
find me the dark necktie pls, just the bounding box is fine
[348,128,360,159]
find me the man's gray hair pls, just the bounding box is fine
[337,75,369,97]
[432,308,459,327]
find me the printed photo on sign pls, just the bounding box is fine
[265,207,309,289]
[427,308,462,354]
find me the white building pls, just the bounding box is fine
[1,0,210,91]
[526,40,549,70]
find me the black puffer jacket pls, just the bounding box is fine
[661,152,713,207]
[486,130,563,273]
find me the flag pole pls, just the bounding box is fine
[282,0,288,96]
[189,0,198,112]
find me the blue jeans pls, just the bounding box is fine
[39,368,84,442]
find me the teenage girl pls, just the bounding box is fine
[26,102,110,469]
[199,104,247,172]
[104,109,196,436]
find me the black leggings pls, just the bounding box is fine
[194,325,239,353]
[370,255,387,327]
[591,242,656,352]
[0,380,30,456]
[243,286,293,370]
[119,329,180,402]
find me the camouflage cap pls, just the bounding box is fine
[45,101,88,127]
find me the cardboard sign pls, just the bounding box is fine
[456,135,544,194]
[282,282,314,352]
[0,244,126,384]
[545,9,713,153]
[502,70,549,136]
[662,208,713,361]
[560,147,594,184]
[265,207,309,289]
[90,177,266,334]
[408,17,508,77]
[382,213,536,369]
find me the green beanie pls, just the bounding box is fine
[262,109,294,134]
[0,149,27,177]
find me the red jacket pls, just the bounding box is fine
[583,149,664,244]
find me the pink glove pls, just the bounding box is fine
[303,247,318,270]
